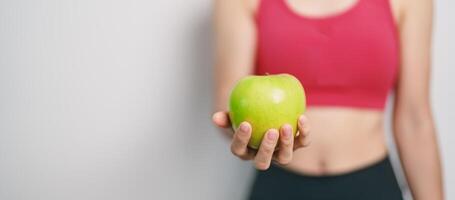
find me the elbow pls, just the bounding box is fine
[392,105,436,141]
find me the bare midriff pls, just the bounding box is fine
[284,107,388,176]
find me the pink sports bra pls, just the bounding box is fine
[255,0,399,109]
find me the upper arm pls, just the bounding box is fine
[393,0,434,126]
[213,0,258,111]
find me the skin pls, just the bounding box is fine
[212,0,443,199]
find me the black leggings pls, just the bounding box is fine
[248,156,403,200]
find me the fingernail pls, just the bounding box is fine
[212,113,219,121]
[240,122,249,133]
[267,130,278,140]
[283,125,291,137]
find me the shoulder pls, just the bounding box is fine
[214,0,261,16]
[247,0,261,14]
[391,0,433,27]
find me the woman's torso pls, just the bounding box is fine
[250,0,400,175]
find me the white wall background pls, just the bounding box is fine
[0,0,452,200]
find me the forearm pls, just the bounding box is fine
[394,120,443,200]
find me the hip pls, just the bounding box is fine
[248,155,403,200]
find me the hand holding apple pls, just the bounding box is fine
[229,74,306,149]
[212,74,310,170]
[212,111,311,170]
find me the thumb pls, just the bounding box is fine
[212,111,231,128]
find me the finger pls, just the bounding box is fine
[212,111,231,128]
[294,130,312,150]
[295,115,311,150]
[298,115,311,136]
[294,134,312,150]
[275,124,294,165]
[254,129,279,170]
[231,122,254,160]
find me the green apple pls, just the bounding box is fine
[229,73,306,149]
